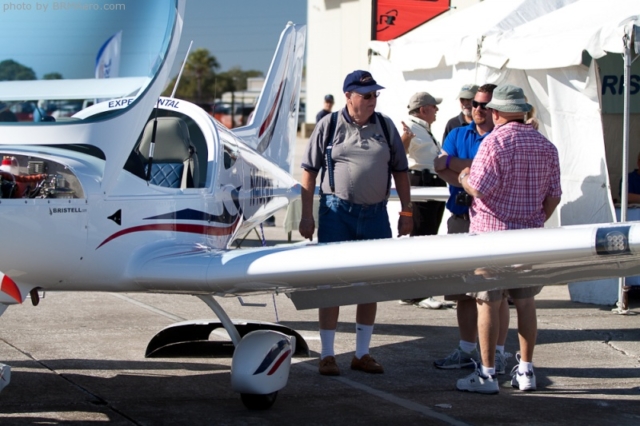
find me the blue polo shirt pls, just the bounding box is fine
[442,121,491,215]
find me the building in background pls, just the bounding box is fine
[303,0,478,131]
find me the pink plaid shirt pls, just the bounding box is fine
[467,121,561,233]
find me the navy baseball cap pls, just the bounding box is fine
[343,70,384,94]
[324,94,334,103]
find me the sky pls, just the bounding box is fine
[174,0,307,77]
[0,0,306,81]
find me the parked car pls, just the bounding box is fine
[9,102,35,121]
[213,102,254,129]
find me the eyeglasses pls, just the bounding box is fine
[472,100,489,110]
[353,91,380,100]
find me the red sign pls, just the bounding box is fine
[373,0,450,41]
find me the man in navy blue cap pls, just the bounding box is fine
[300,70,413,376]
[316,94,335,123]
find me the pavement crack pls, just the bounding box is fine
[1,339,143,426]
[596,332,638,361]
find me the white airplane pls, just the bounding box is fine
[1,0,640,410]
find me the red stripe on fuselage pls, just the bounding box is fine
[258,50,289,137]
[97,219,240,249]
[267,349,291,375]
[1,274,22,303]
[258,80,285,138]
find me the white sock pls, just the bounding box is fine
[518,360,533,374]
[319,329,335,360]
[481,364,495,377]
[355,323,373,359]
[459,340,477,354]
[496,345,505,355]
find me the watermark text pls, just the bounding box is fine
[3,2,126,12]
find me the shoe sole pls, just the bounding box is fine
[434,361,476,370]
[512,383,536,391]
[456,386,499,395]
[511,378,536,391]
[418,304,443,309]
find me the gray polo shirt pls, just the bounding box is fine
[302,108,407,205]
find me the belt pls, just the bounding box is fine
[409,169,433,176]
[453,213,470,221]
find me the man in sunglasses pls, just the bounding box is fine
[442,84,478,142]
[458,84,561,394]
[299,70,412,377]
[432,84,511,377]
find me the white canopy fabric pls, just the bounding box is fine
[480,0,640,70]
[369,0,578,72]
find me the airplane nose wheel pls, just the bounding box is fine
[240,391,278,410]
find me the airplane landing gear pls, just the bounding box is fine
[240,391,278,410]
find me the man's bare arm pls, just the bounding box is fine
[434,152,473,187]
[543,196,561,221]
[392,171,414,236]
[299,169,318,240]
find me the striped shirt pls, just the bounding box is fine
[467,121,561,233]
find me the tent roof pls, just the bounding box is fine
[369,0,578,71]
[480,0,640,70]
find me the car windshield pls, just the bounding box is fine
[0,0,176,124]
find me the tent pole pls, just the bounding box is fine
[615,32,632,314]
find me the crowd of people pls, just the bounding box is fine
[302,70,562,394]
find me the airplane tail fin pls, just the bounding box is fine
[232,23,306,176]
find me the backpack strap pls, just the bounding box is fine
[321,112,393,196]
[320,111,338,193]
[376,112,394,196]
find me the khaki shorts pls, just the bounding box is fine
[444,294,475,302]
[468,286,544,302]
[447,214,470,234]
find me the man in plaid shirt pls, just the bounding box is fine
[456,84,562,395]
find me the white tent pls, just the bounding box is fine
[369,0,640,304]
[370,0,578,72]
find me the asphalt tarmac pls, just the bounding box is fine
[1,136,639,424]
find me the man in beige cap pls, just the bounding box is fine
[398,92,446,308]
[457,84,561,394]
[442,84,478,142]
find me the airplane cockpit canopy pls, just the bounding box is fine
[0,0,177,124]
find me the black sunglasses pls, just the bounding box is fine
[354,91,380,100]
[472,100,489,110]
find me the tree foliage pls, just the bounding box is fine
[162,49,263,102]
[0,59,36,81]
[43,72,63,80]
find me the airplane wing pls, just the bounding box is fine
[133,221,640,310]
[405,186,450,202]
[0,77,150,101]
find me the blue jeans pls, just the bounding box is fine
[318,194,392,243]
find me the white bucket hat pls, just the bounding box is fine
[486,84,532,113]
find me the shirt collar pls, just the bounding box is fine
[407,115,430,130]
[342,107,376,125]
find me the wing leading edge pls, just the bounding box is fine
[130,222,640,309]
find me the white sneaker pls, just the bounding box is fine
[511,365,536,391]
[495,351,512,375]
[0,363,11,392]
[434,347,480,369]
[418,297,443,309]
[510,354,536,391]
[456,366,499,395]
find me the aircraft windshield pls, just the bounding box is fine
[0,0,176,124]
